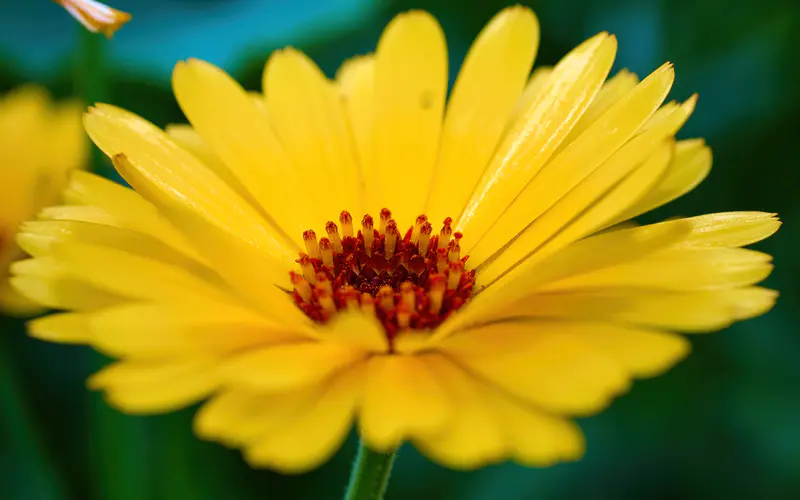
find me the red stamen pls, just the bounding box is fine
[447,261,464,290]
[379,208,392,235]
[400,281,416,311]
[360,293,375,314]
[411,214,428,243]
[298,253,316,284]
[449,234,461,262]
[397,301,411,329]
[436,249,448,273]
[290,271,312,302]
[418,221,433,255]
[439,217,453,249]
[362,215,374,256]
[316,272,332,294]
[428,274,446,314]
[303,230,319,259]
[377,285,394,311]
[317,288,336,317]
[340,211,354,238]
[288,209,476,347]
[319,237,334,267]
[343,285,360,310]
[385,220,399,260]
[325,221,343,252]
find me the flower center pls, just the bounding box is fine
[289,208,475,343]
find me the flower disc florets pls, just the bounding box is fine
[290,209,475,346]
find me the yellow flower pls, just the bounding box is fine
[52,0,131,38]
[13,6,779,473]
[0,86,86,315]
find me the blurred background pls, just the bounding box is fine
[0,0,798,498]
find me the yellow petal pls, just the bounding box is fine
[89,302,303,358]
[677,212,781,248]
[164,124,248,200]
[616,138,712,221]
[195,386,319,446]
[18,220,212,282]
[545,246,773,292]
[475,136,674,288]
[487,388,585,467]
[589,211,780,251]
[84,105,295,269]
[244,363,364,474]
[0,283,46,317]
[323,311,388,352]
[472,95,697,290]
[195,390,274,442]
[425,6,539,223]
[264,48,362,216]
[519,139,675,260]
[11,255,67,278]
[469,63,675,273]
[48,242,231,304]
[561,139,674,236]
[640,98,694,131]
[0,87,49,172]
[37,204,119,227]
[223,342,365,392]
[441,321,629,415]
[573,323,690,377]
[372,10,447,222]
[359,354,453,451]
[45,98,87,173]
[172,59,316,242]
[27,312,92,343]
[412,354,506,469]
[508,66,552,124]
[721,287,780,321]
[247,91,269,119]
[10,274,122,311]
[89,360,219,414]
[558,68,639,150]
[335,55,375,209]
[63,171,196,258]
[150,202,307,324]
[501,287,778,333]
[457,33,617,240]
[427,218,691,345]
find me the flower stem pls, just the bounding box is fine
[76,27,155,500]
[343,442,397,500]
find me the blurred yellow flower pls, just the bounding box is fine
[53,0,131,38]
[12,6,779,473]
[0,87,85,315]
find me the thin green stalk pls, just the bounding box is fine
[77,27,153,500]
[343,442,397,500]
[0,329,69,500]
[76,26,110,175]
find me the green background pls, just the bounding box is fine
[1,0,797,498]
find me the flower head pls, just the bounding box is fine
[0,86,86,315]
[53,0,131,38]
[14,7,779,473]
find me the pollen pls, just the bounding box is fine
[289,209,476,347]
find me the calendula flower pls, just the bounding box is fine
[13,6,779,476]
[53,0,131,38]
[0,86,85,315]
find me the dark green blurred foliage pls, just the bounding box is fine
[1,0,798,498]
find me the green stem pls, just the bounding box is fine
[343,442,397,500]
[0,330,69,500]
[76,28,154,500]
